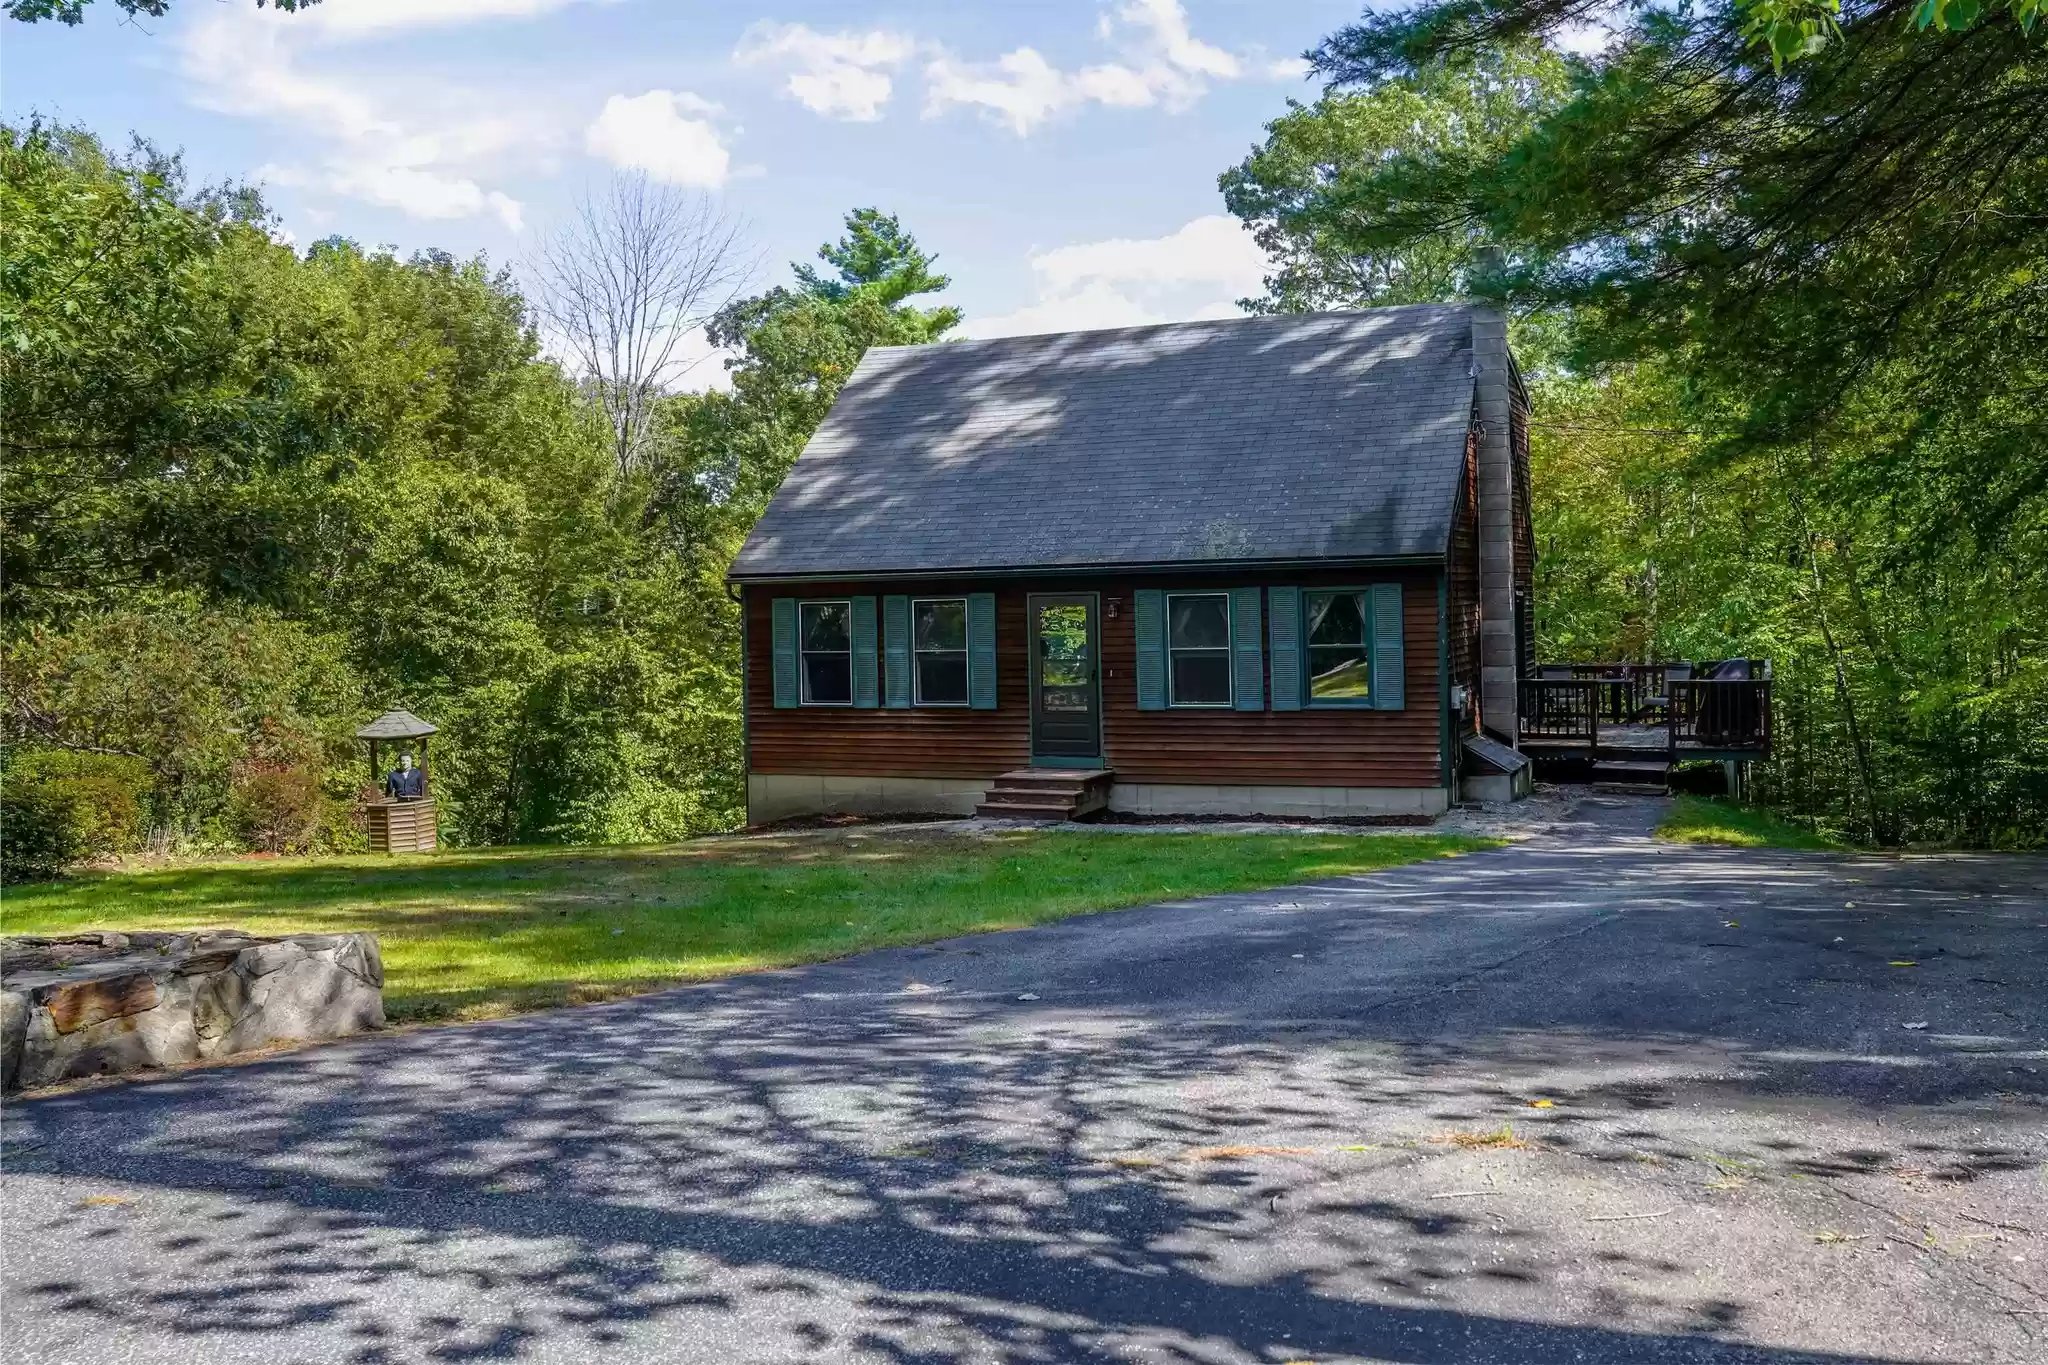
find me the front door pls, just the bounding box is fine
[1029,594,1101,762]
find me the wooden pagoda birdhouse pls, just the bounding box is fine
[356,708,439,853]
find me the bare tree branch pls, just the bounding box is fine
[528,175,754,477]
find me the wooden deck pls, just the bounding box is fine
[1517,662,1772,770]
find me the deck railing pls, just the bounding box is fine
[1519,661,1772,758]
[1669,677,1772,754]
[1518,679,1600,746]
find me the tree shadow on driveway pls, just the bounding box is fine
[5,807,2045,1363]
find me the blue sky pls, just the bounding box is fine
[5,0,1364,374]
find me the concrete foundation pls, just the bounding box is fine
[749,772,1451,823]
[749,773,986,825]
[1107,783,1448,819]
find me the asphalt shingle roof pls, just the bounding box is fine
[729,304,1482,580]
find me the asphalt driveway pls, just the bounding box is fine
[3,796,2044,1364]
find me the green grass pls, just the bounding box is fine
[1657,796,1846,851]
[2,828,1496,1024]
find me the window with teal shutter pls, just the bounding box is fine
[797,600,854,704]
[1369,581,1405,710]
[912,597,970,705]
[1267,586,1302,711]
[882,595,912,708]
[1133,589,1166,710]
[1303,589,1374,707]
[966,592,998,709]
[1231,586,1263,711]
[771,597,799,708]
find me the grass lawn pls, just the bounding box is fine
[1657,795,1846,851]
[2,828,1496,1024]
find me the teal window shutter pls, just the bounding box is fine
[770,597,799,708]
[1134,589,1166,710]
[882,595,911,708]
[1371,582,1405,710]
[851,596,879,708]
[1267,586,1302,711]
[967,592,998,709]
[1231,586,1263,711]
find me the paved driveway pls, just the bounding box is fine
[4,797,2044,1364]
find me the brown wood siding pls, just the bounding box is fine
[1447,426,1482,738]
[744,567,1445,790]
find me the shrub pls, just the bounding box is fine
[0,749,150,882]
[226,764,326,854]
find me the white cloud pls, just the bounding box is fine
[330,164,526,230]
[923,48,1074,136]
[584,90,733,189]
[306,0,596,37]
[961,214,1267,339]
[178,7,554,231]
[732,22,916,122]
[1031,214,1267,296]
[921,0,1286,135]
[181,12,392,138]
[1121,0,1239,79]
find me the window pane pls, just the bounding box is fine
[1172,653,1232,705]
[914,599,967,651]
[917,653,969,704]
[1039,604,1090,687]
[1168,595,1230,650]
[801,601,850,651]
[1306,591,1366,646]
[804,653,852,704]
[1309,646,1371,700]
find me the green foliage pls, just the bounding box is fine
[1220,41,1576,313]
[1,598,361,839]
[1,749,151,882]
[3,127,960,857]
[1734,0,2042,68]
[5,0,314,23]
[226,763,326,855]
[1658,796,1846,850]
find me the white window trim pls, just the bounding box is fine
[911,596,971,708]
[798,599,855,707]
[1165,590,1234,708]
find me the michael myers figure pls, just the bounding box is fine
[384,751,427,801]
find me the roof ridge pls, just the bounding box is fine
[866,302,1477,354]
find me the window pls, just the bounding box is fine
[1305,589,1372,703]
[1166,592,1232,706]
[913,598,969,705]
[799,600,853,704]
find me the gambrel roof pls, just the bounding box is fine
[730,304,1488,580]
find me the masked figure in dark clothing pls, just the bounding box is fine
[384,752,426,800]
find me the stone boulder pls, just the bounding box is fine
[1,930,383,1092]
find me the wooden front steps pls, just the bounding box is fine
[976,769,1113,821]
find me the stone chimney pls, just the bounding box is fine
[1470,304,1519,744]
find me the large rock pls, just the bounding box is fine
[0,930,383,1091]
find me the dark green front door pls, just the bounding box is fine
[1029,594,1100,761]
